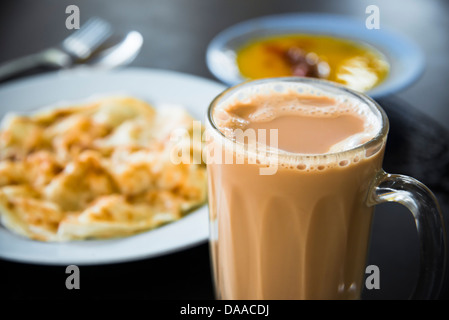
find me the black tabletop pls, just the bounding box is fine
[1,0,448,301]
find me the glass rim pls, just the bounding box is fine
[206,76,390,161]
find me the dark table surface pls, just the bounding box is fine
[0,0,448,301]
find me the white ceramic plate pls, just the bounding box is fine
[0,67,227,265]
[206,13,425,98]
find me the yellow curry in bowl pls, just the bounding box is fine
[236,34,390,93]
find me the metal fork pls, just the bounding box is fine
[0,17,112,82]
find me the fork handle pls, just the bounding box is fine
[0,48,72,82]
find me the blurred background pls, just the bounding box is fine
[1,0,448,129]
[0,0,448,300]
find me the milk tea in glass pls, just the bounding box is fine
[205,77,446,300]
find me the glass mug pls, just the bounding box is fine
[205,77,446,300]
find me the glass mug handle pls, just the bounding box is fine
[367,170,447,299]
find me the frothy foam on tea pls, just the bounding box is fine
[212,81,382,169]
[207,81,387,299]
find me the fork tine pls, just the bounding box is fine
[62,17,113,60]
